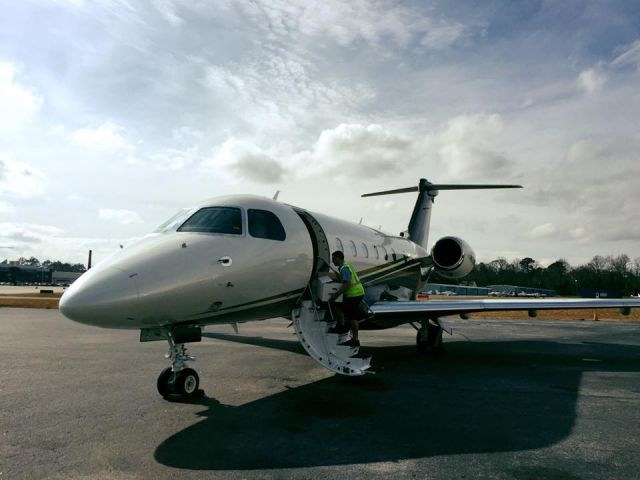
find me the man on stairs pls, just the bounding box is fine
[328,250,365,348]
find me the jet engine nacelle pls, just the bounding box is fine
[430,236,475,279]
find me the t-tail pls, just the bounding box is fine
[363,179,522,279]
[362,178,522,249]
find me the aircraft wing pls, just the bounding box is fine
[369,298,640,322]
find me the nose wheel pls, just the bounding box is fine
[157,367,200,398]
[157,329,202,399]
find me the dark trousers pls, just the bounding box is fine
[340,295,364,321]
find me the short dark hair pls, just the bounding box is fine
[331,250,344,260]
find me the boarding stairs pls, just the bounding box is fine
[292,285,372,376]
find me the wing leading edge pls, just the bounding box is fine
[369,298,640,322]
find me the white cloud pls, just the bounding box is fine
[52,0,87,8]
[612,39,640,69]
[0,154,46,199]
[578,67,606,94]
[0,201,15,214]
[435,114,514,180]
[0,220,138,264]
[569,227,587,239]
[302,124,413,180]
[171,126,203,143]
[238,0,473,50]
[70,122,129,150]
[374,200,395,210]
[67,193,85,202]
[0,223,64,245]
[204,138,286,184]
[193,53,374,135]
[98,208,142,225]
[151,0,184,26]
[149,147,198,171]
[528,223,557,239]
[201,64,247,99]
[0,63,43,132]
[420,20,466,50]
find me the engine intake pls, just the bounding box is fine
[431,236,475,279]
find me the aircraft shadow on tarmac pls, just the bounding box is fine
[154,334,640,471]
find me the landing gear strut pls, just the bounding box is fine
[415,319,444,355]
[157,329,201,399]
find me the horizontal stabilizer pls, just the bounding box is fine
[362,183,522,197]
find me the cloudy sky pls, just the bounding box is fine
[1,0,639,267]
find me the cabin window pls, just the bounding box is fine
[390,248,396,261]
[248,209,286,241]
[335,237,344,252]
[178,207,242,235]
[349,240,357,257]
[380,245,388,260]
[373,245,379,259]
[361,243,369,258]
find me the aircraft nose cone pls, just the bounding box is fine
[59,267,139,328]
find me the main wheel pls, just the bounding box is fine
[416,329,429,355]
[416,323,444,355]
[174,368,200,397]
[157,367,174,397]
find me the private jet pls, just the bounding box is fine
[59,179,640,399]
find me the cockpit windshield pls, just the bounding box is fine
[178,207,243,235]
[153,208,193,233]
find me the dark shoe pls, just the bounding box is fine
[339,338,360,347]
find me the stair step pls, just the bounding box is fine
[292,300,371,376]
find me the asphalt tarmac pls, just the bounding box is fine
[2,308,639,480]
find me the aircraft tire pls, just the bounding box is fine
[416,330,429,355]
[416,324,444,356]
[157,367,173,397]
[175,368,200,397]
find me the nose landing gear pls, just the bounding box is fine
[156,327,202,399]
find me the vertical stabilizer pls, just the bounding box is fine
[407,179,437,249]
[362,179,522,250]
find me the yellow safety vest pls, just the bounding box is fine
[340,262,365,297]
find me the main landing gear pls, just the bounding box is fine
[155,326,202,400]
[414,319,444,355]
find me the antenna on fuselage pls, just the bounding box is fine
[273,190,281,201]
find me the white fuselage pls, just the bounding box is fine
[60,195,428,330]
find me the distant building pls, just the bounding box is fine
[423,283,491,296]
[487,285,556,297]
[0,261,51,284]
[579,288,622,299]
[421,283,556,297]
[52,271,83,285]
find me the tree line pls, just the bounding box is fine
[9,257,86,273]
[431,254,640,296]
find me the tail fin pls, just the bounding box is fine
[362,179,522,249]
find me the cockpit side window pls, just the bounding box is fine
[178,207,243,235]
[248,209,286,241]
[154,208,193,233]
